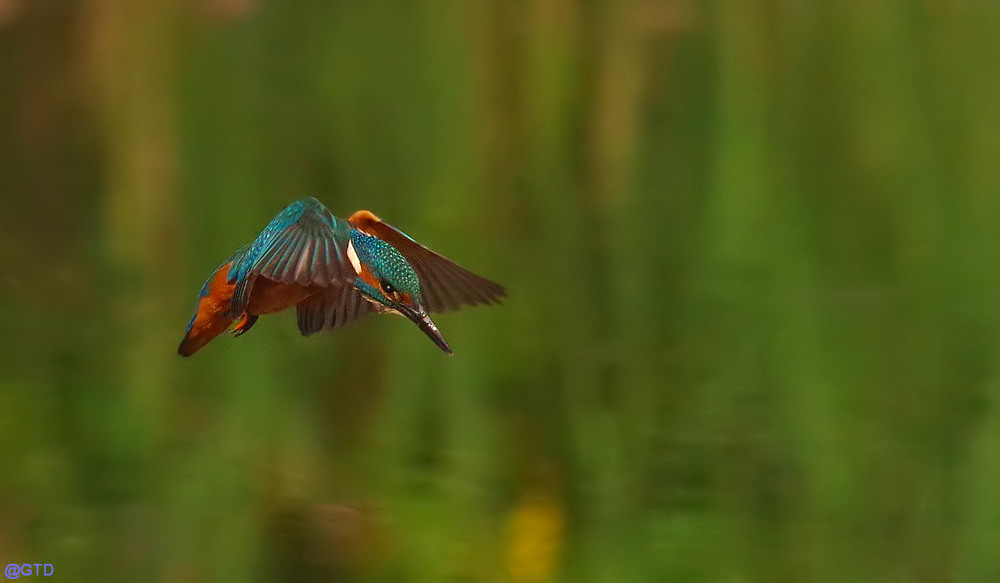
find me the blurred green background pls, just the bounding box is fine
[2,0,1000,581]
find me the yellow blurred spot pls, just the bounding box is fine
[505,495,564,583]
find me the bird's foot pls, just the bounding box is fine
[230,313,259,336]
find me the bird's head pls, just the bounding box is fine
[348,230,452,354]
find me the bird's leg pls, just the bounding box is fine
[230,313,259,336]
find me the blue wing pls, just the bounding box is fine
[228,198,356,317]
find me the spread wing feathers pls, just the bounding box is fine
[255,216,346,285]
[229,198,354,317]
[295,285,375,336]
[348,210,507,313]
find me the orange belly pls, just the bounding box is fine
[179,273,321,356]
[247,279,315,315]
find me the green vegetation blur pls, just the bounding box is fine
[2,1,1000,581]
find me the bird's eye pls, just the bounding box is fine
[381,281,397,295]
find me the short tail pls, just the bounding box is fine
[178,261,238,357]
[177,316,235,356]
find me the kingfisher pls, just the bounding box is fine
[178,197,505,357]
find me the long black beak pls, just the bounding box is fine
[399,305,452,355]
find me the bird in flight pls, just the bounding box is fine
[178,198,505,356]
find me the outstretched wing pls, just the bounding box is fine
[295,283,376,336]
[348,210,506,313]
[229,198,356,317]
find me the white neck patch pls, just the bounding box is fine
[346,239,362,275]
